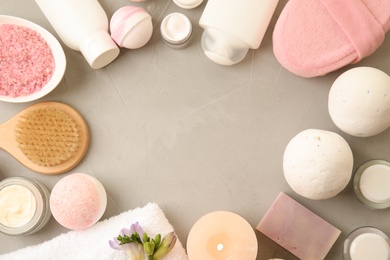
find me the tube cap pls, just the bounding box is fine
[79,31,120,69]
[201,28,249,65]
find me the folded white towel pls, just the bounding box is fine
[0,203,188,260]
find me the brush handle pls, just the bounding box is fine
[0,113,27,162]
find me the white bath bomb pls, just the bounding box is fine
[283,129,353,200]
[328,67,390,137]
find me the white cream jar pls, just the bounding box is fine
[0,177,51,235]
[160,13,192,49]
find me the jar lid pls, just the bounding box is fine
[173,0,203,9]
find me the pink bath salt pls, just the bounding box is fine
[0,23,55,97]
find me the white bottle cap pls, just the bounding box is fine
[173,0,203,9]
[79,30,120,69]
[201,28,249,66]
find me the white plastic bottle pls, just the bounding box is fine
[199,0,279,66]
[35,0,120,69]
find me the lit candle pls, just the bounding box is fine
[187,211,257,259]
[343,227,390,260]
[353,160,390,209]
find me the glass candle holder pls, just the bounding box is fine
[0,177,51,235]
[343,226,390,260]
[353,159,390,210]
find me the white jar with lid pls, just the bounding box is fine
[199,0,279,65]
[35,0,119,69]
[0,177,51,236]
[160,13,192,49]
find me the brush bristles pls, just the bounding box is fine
[16,107,80,167]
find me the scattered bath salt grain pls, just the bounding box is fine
[0,24,55,97]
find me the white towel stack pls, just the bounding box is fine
[0,203,188,260]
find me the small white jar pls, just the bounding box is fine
[0,177,51,235]
[160,13,192,49]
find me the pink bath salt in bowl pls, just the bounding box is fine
[50,173,107,230]
[0,15,66,103]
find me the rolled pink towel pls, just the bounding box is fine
[273,0,390,77]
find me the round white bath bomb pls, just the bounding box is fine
[328,67,390,137]
[283,129,353,200]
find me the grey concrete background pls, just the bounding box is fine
[1,1,390,259]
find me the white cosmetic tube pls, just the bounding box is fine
[35,0,119,69]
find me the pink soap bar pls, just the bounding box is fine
[257,192,341,260]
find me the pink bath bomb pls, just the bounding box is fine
[110,6,153,49]
[50,173,107,230]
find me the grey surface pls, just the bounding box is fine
[1,0,390,259]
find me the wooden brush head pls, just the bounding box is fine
[0,102,89,174]
[16,107,80,167]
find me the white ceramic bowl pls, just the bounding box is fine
[0,15,66,103]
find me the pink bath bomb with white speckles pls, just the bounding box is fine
[50,173,107,230]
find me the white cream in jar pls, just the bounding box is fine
[0,184,37,227]
[0,177,51,235]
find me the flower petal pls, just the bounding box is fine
[109,238,122,250]
[124,243,145,260]
[120,228,131,237]
[132,222,144,238]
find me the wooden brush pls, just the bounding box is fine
[0,102,89,174]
